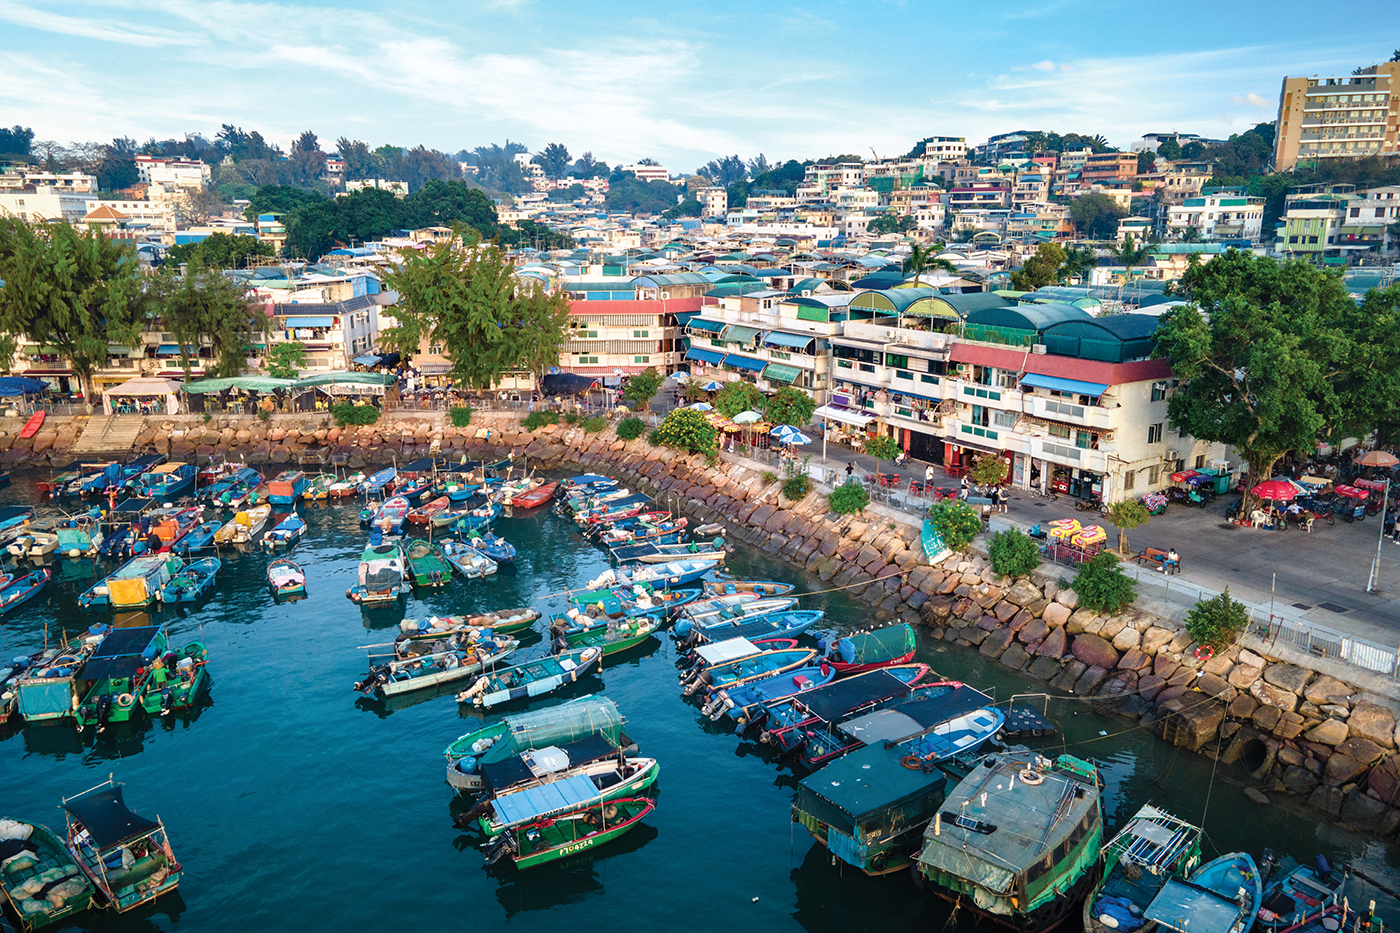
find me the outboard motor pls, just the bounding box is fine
[94,693,113,733]
[160,687,174,716]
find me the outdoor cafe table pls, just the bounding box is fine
[1072,525,1106,548]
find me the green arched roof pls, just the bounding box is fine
[964,302,1091,332]
[788,277,824,295]
[1040,313,1161,362]
[924,292,1011,321]
[633,272,713,288]
[850,287,937,317]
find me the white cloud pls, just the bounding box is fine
[1031,60,1055,71]
[1230,93,1271,107]
[0,0,200,47]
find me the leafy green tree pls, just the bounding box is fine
[1106,499,1150,556]
[868,213,916,235]
[155,259,266,378]
[266,341,307,379]
[1114,234,1154,280]
[969,455,1008,485]
[828,481,870,515]
[1184,589,1249,652]
[1156,139,1183,161]
[928,500,982,553]
[712,381,765,418]
[0,125,34,157]
[378,235,570,389]
[1009,243,1068,291]
[0,219,147,405]
[1071,552,1136,613]
[865,435,901,476]
[470,141,531,194]
[988,529,1040,578]
[1136,151,1157,174]
[662,199,702,220]
[244,184,326,222]
[654,407,718,460]
[622,367,663,410]
[403,179,498,232]
[1339,284,1400,444]
[903,242,957,286]
[1154,251,1354,512]
[1059,245,1098,284]
[764,386,815,427]
[548,183,586,203]
[604,175,679,214]
[616,416,646,440]
[532,143,571,179]
[1069,192,1127,239]
[165,232,274,270]
[449,405,473,427]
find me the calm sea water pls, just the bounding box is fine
[2,469,1399,933]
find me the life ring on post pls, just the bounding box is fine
[1194,645,1214,663]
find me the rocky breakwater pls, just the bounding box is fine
[0,416,86,465]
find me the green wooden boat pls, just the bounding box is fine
[404,539,453,587]
[0,819,95,930]
[551,615,660,657]
[62,781,181,913]
[301,473,335,500]
[483,797,654,869]
[74,630,210,732]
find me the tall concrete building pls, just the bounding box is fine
[1274,62,1400,171]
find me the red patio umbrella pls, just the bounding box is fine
[1358,450,1399,468]
[1250,480,1299,501]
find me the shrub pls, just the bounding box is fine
[969,455,1009,486]
[647,428,661,446]
[713,381,766,418]
[202,412,212,424]
[582,416,608,433]
[564,411,580,425]
[330,402,380,426]
[653,407,718,460]
[522,411,559,431]
[622,367,663,409]
[761,470,778,484]
[988,529,1041,578]
[449,405,473,428]
[782,473,813,501]
[928,500,983,553]
[1071,552,1137,614]
[828,481,870,515]
[1185,588,1249,652]
[616,416,646,440]
[257,409,271,423]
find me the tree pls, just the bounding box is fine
[904,243,957,286]
[0,125,34,157]
[1069,192,1127,239]
[165,232,274,270]
[653,407,718,460]
[622,367,663,410]
[712,380,765,418]
[928,501,983,553]
[697,155,747,187]
[1153,251,1354,514]
[661,199,702,220]
[1156,138,1183,162]
[266,341,307,379]
[1114,234,1154,281]
[764,386,815,428]
[470,141,530,194]
[1059,245,1097,284]
[1136,151,1157,174]
[969,455,1009,486]
[378,235,571,389]
[1106,499,1150,556]
[570,151,608,179]
[868,213,915,235]
[532,143,571,179]
[289,130,326,186]
[244,184,325,222]
[865,435,901,477]
[1184,589,1249,652]
[1338,284,1400,445]
[604,175,679,214]
[1071,552,1136,613]
[0,219,148,405]
[1009,243,1068,291]
[988,529,1040,578]
[176,186,228,226]
[155,259,266,378]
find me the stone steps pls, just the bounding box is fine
[70,415,145,454]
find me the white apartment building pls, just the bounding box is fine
[0,168,98,223]
[134,156,211,190]
[619,163,670,183]
[798,162,865,199]
[698,186,728,217]
[1166,191,1265,242]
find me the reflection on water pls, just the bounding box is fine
[490,822,661,919]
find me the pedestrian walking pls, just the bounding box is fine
[924,464,935,485]
[845,462,854,482]
[996,486,1008,513]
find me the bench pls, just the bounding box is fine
[1133,546,1181,575]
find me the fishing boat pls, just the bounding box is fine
[55,525,98,559]
[201,467,262,504]
[266,557,307,599]
[675,608,824,648]
[562,487,636,515]
[441,539,497,578]
[551,615,661,658]
[0,649,30,724]
[354,632,518,698]
[158,557,220,603]
[470,745,660,839]
[444,695,630,793]
[753,664,932,747]
[430,505,472,529]
[1084,806,1203,933]
[62,780,181,912]
[701,659,838,724]
[266,470,308,506]
[10,630,108,724]
[398,607,541,641]
[78,555,180,610]
[681,595,798,625]
[361,467,396,497]
[0,570,50,616]
[346,542,410,605]
[1256,857,1346,932]
[0,817,95,930]
[78,461,123,497]
[6,531,58,559]
[367,496,410,536]
[585,559,719,590]
[74,629,209,728]
[145,506,203,552]
[404,539,453,587]
[300,473,335,500]
[456,646,603,709]
[511,482,557,509]
[260,514,307,551]
[822,623,917,673]
[172,519,221,556]
[1143,852,1265,933]
[119,454,165,484]
[213,504,272,545]
[611,538,728,564]
[680,641,815,697]
[454,500,501,533]
[407,495,450,525]
[558,474,618,496]
[393,469,439,504]
[482,797,654,869]
[137,463,196,501]
[913,751,1104,932]
[468,531,515,563]
[327,472,365,497]
[786,682,996,770]
[96,527,131,560]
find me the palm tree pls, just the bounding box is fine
[904,243,958,287]
[1114,234,1154,282]
[1058,245,1097,285]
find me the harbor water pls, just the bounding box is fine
[3,469,1400,933]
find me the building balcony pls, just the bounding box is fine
[1026,395,1117,430]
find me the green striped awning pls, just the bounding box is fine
[762,363,802,384]
[724,325,760,344]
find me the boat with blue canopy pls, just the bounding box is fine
[136,463,196,501]
[1144,851,1264,933]
[61,780,181,912]
[455,646,603,709]
[441,538,496,578]
[79,555,181,610]
[468,531,515,563]
[675,608,823,646]
[158,557,220,603]
[261,515,306,551]
[173,519,221,555]
[753,664,933,748]
[1085,805,1203,933]
[701,660,838,725]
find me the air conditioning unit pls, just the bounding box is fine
[1165,450,1180,461]
[885,329,897,339]
[1031,344,1048,354]
[660,292,671,299]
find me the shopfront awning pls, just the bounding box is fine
[686,318,726,333]
[763,331,816,350]
[284,316,334,328]
[814,405,873,428]
[723,354,767,373]
[724,325,760,344]
[762,363,802,384]
[1020,373,1108,397]
[685,347,726,365]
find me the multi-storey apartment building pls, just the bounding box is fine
[0,168,98,223]
[1166,189,1266,242]
[1273,185,1356,263]
[1274,63,1400,172]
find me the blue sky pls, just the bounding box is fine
[1,0,1398,172]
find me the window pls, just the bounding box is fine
[1147,466,1160,486]
[429,344,444,355]
[1123,470,1136,491]
[577,355,598,364]
[1048,423,1071,439]
[632,330,649,338]
[1151,382,1167,402]
[993,409,1017,428]
[634,355,650,363]
[1076,430,1094,449]
[1147,423,1163,444]
[970,405,989,427]
[886,354,909,369]
[895,370,912,380]
[576,329,598,338]
[1195,454,1205,469]
[920,374,939,385]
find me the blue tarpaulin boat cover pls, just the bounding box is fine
[492,773,599,827]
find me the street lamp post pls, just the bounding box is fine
[1368,476,1391,594]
